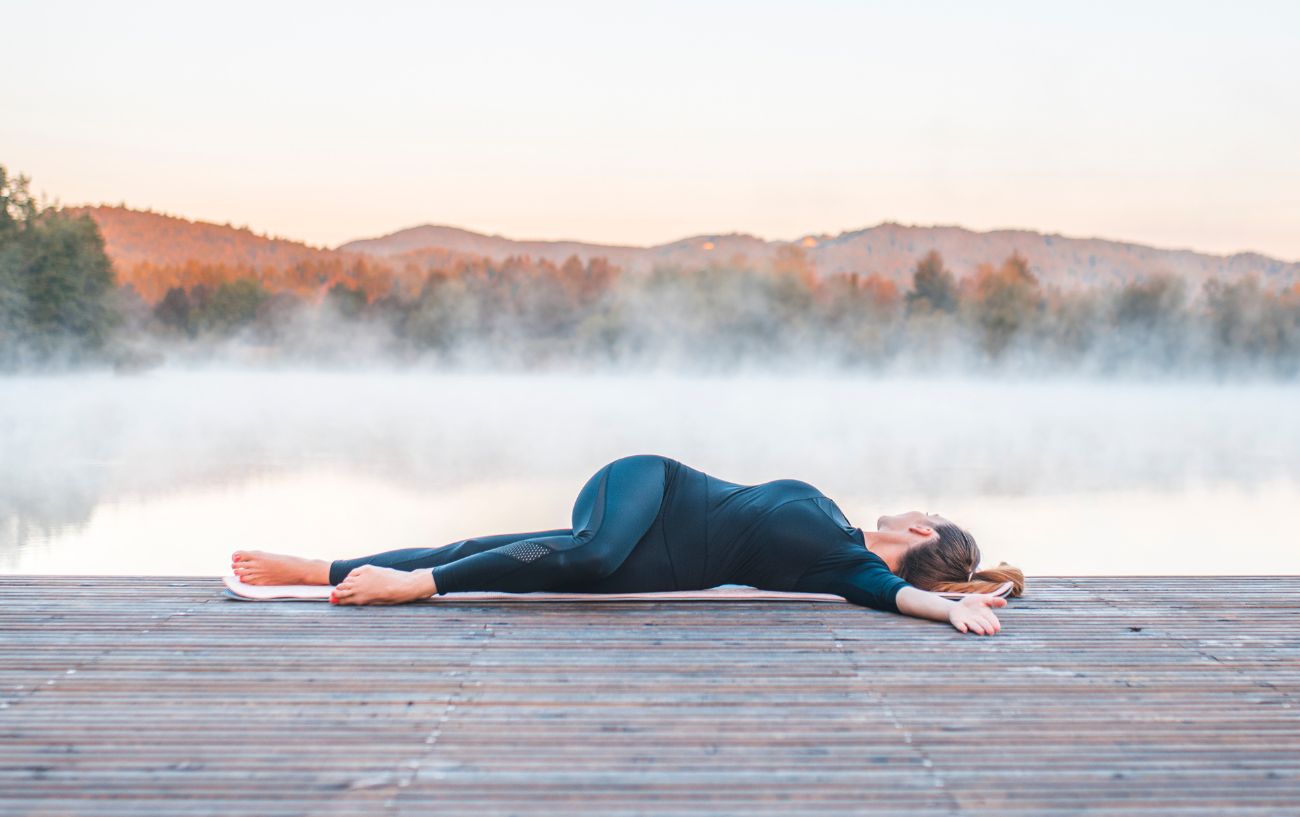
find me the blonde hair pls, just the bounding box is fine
[896,523,1025,597]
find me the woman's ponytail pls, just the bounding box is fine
[929,562,1025,597]
[896,523,1025,598]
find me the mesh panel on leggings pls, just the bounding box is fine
[498,540,554,563]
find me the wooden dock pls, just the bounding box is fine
[2,576,1298,816]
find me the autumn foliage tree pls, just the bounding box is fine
[1203,276,1300,374]
[966,253,1043,359]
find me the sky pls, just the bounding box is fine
[3,0,1298,258]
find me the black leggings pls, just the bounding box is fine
[329,454,669,593]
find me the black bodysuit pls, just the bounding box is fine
[330,454,912,613]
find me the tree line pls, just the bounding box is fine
[2,165,1298,375]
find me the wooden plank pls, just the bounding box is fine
[0,576,1297,815]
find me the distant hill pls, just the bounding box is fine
[73,206,1300,303]
[339,225,777,275]
[70,206,343,270]
[806,223,1300,291]
[344,222,1300,292]
[70,207,472,303]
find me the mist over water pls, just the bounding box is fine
[3,367,1298,577]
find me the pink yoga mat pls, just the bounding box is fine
[222,575,1014,602]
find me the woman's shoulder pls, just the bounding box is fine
[759,486,854,530]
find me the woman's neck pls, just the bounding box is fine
[862,531,911,573]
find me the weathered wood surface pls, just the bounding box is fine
[1,576,1297,816]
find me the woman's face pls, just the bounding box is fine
[876,511,955,535]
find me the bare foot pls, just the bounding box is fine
[332,565,435,606]
[231,550,330,586]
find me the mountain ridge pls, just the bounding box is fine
[347,219,1291,265]
[340,219,1300,289]
[74,205,1300,300]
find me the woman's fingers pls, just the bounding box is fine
[977,611,997,632]
[962,597,1005,635]
[952,606,1004,636]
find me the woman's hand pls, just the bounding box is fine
[948,594,1006,635]
[894,586,1009,635]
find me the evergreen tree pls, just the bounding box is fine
[195,278,268,334]
[324,281,367,320]
[906,250,958,315]
[0,165,118,364]
[154,286,194,335]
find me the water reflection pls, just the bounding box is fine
[3,370,1299,575]
[8,465,1299,576]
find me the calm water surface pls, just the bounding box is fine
[3,370,1298,577]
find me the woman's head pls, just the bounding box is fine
[877,511,1024,597]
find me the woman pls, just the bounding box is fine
[232,453,1024,635]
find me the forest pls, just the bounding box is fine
[3,165,1298,376]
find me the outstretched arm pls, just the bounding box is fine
[795,555,1007,636]
[896,586,1006,636]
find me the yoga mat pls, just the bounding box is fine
[222,575,1014,603]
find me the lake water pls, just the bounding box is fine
[3,369,1298,577]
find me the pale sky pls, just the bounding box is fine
[3,0,1298,259]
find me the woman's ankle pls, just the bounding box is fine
[305,559,332,585]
